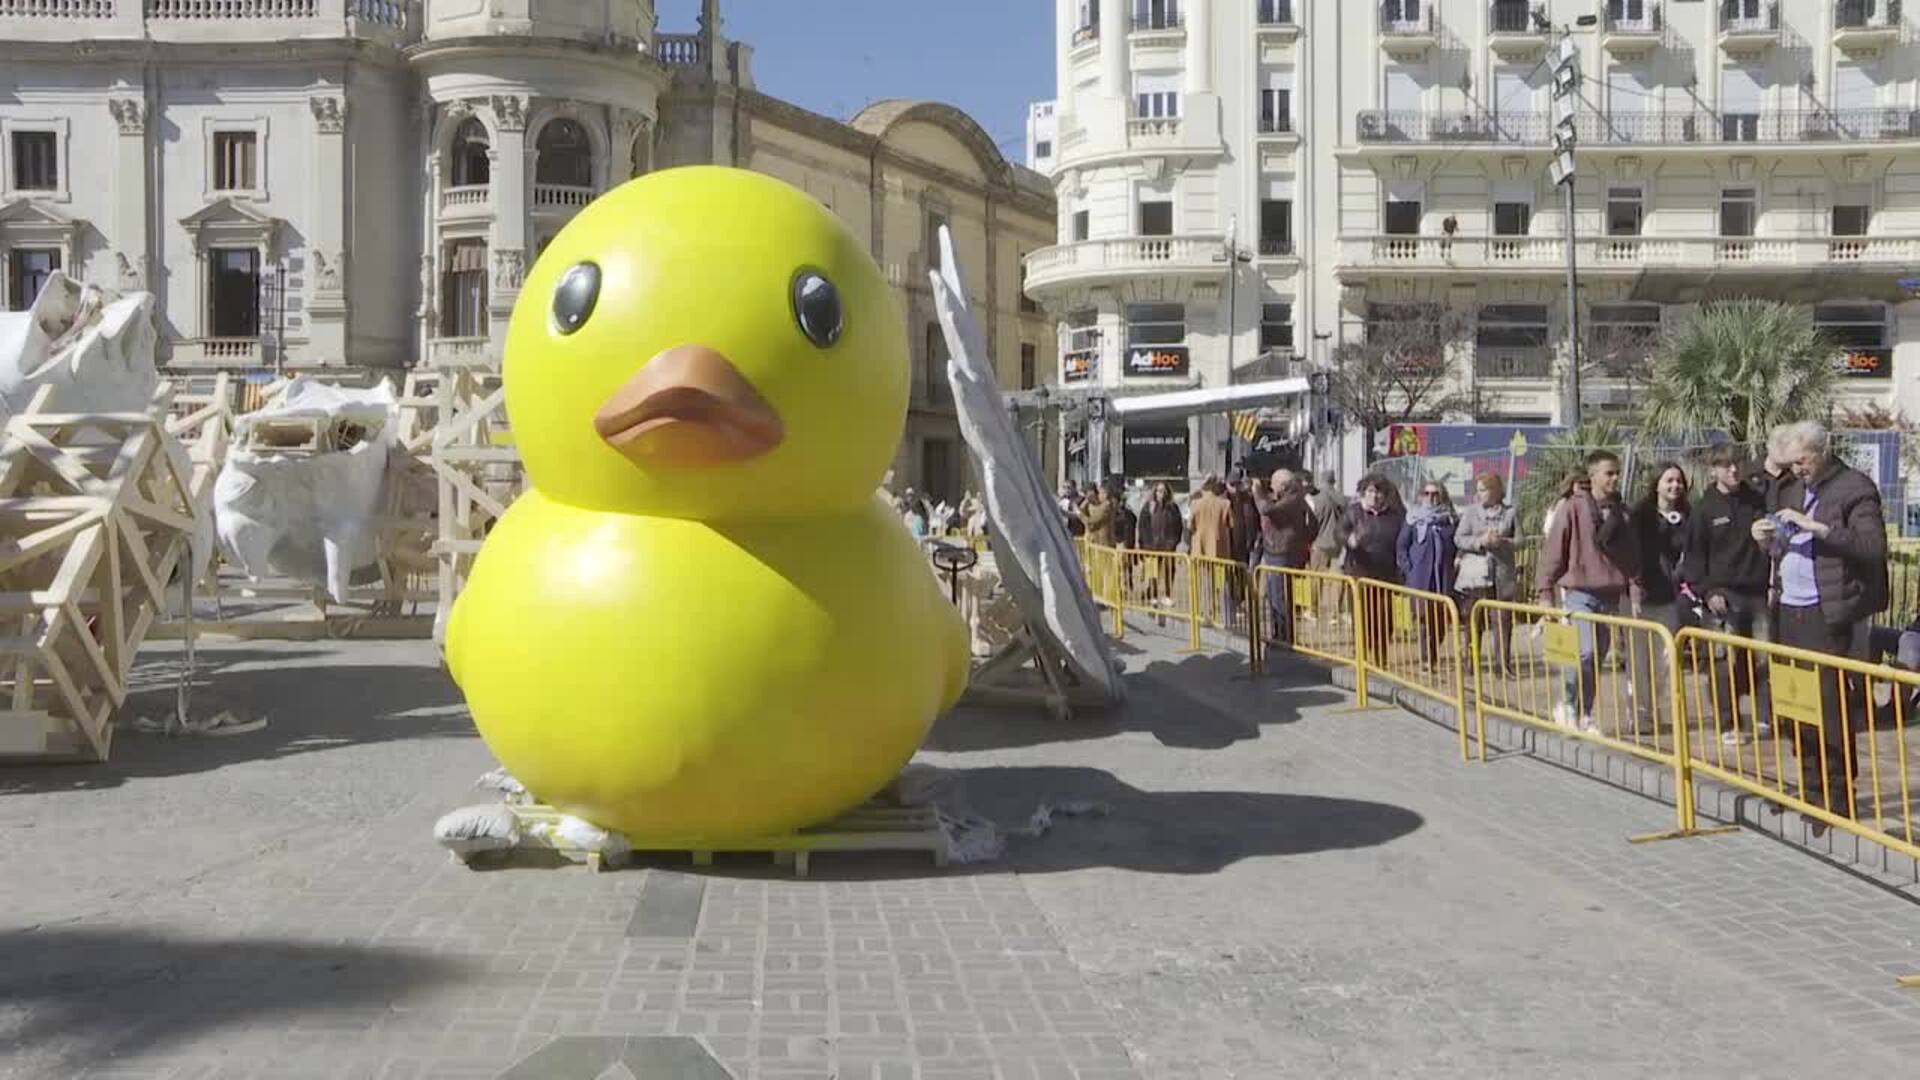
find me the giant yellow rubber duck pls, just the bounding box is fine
[445,166,970,840]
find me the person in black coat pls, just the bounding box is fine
[1681,444,1776,746]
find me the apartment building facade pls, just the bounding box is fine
[0,0,1055,502]
[1027,0,1920,481]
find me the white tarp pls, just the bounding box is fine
[930,228,1124,706]
[0,271,160,423]
[213,377,398,603]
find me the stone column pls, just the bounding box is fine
[1185,0,1213,93]
[1098,0,1127,98]
[106,95,150,295]
[306,90,348,368]
[487,94,530,343]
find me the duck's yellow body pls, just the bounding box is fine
[442,166,971,840]
[447,490,967,839]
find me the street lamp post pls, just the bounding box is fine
[1218,216,1253,478]
[1550,26,1592,426]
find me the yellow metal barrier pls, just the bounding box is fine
[1190,554,1258,656]
[1250,565,1366,700]
[1354,578,1469,760]
[1676,626,1920,861]
[1113,547,1200,649]
[1888,540,1920,627]
[1467,599,1696,831]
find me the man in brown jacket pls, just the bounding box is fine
[1536,450,1643,731]
[1079,484,1117,547]
[1753,420,1888,825]
[1188,475,1236,623]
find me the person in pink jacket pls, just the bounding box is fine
[1535,450,1643,731]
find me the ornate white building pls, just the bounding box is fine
[0,0,1057,500]
[1027,0,1920,481]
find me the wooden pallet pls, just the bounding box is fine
[456,801,951,876]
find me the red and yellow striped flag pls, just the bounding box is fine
[1231,411,1261,443]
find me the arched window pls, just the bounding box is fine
[535,118,593,188]
[450,119,490,187]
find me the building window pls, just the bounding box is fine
[1259,88,1292,134]
[1126,302,1185,347]
[1139,199,1174,236]
[450,119,490,187]
[1035,139,1053,159]
[1072,209,1091,241]
[1132,0,1179,31]
[925,210,948,271]
[1018,261,1038,313]
[1833,204,1871,237]
[534,118,593,188]
[440,239,488,338]
[1720,67,1762,142]
[1259,199,1292,255]
[923,438,956,504]
[1066,308,1102,353]
[208,248,261,338]
[1588,303,1662,379]
[1134,70,1182,118]
[1813,302,1886,349]
[1720,187,1756,237]
[1606,187,1643,236]
[212,131,257,193]
[1476,304,1551,377]
[10,131,57,191]
[5,247,58,310]
[1382,0,1423,25]
[1493,202,1532,236]
[1020,343,1038,389]
[1260,302,1294,354]
[1258,0,1294,24]
[925,321,950,404]
[1383,198,1421,234]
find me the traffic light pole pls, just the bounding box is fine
[1561,177,1581,426]
[1550,32,1583,427]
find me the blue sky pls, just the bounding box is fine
[658,0,1054,163]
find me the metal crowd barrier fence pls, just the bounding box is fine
[1353,578,1470,760]
[1250,566,1366,697]
[1190,554,1257,655]
[1675,626,1920,861]
[1468,599,1698,832]
[1112,547,1201,650]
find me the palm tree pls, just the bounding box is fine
[1640,300,1838,451]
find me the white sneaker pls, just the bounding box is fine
[1753,721,1772,740]
[1721,730,1752,748]
[1552,702,1575,729]
[1578,716,1599,734]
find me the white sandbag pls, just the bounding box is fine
[0,270,160,425]
[213,377,399,603]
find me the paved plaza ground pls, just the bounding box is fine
[4,630,1920,1078]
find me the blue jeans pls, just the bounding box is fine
[1260,554,1294,644]
[1563,589,1623,718]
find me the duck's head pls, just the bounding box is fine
[504,166,907,521]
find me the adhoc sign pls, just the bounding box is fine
[1838,347,1892,379]
[1122,425,1189,478]
[1124,345,1190,378]
[1062,349,1097,383]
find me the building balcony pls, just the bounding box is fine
[1338,232,1920,280]
[170,337,264,369]
[1357,109,1543,145]
[1126,116,1185,147]
[1834,0,1903,51]
[1718,1,1780,53]
[1257,114,1298,142]
[532,183,597,212]
[1353,107,1920,148]
[1474,347,1556,381]
[1024,234,1227,297]
[1129,7,1183,43]
[428,336,494,368]
[1487,1,1548,59]
[1071,21,1099,48]
[0,0,419,42]
[655,32,703,66]
[440,184,490,218]
[1601,2,1662,55]
[1379,4,1438,56]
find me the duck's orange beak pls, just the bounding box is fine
[592,345,785,468]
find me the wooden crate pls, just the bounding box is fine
[426,366,526,644]
[0,383,207,761]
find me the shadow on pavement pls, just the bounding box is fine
[0,647,471,796]
[929,650,1345,752]
[0,927,473,1069]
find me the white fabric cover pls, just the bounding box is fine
[213,377,398,603]
[0,270,160,423]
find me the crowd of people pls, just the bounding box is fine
[1061,418,1901,827]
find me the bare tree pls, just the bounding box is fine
[1327,303,1478,460]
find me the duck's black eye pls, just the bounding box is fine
[552,262,600,335]
[791,270,843,348]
